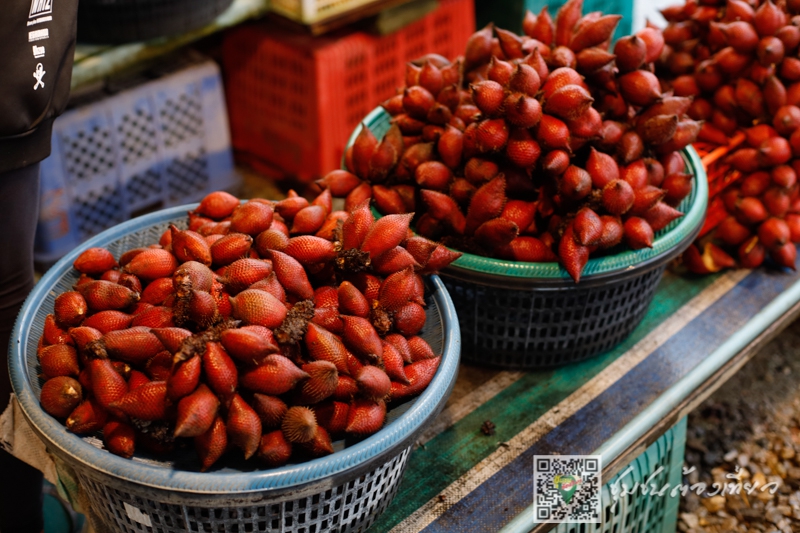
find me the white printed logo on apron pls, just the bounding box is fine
[33,63,46,90]
[28,0,53,26]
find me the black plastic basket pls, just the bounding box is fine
[77,0,234,44]
[440,239,696,369]
[348,108,709,370]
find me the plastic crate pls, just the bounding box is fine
[222,0,474,182]
[12,204,460,533]
[474,0,633,41]
[554,417,687,533]
[35,60,238,267]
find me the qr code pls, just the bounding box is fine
[533,455,602,523]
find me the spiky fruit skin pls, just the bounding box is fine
[394,303,427,336]
[270,250,314,300]
[39,344,80,379]
[124,249,178,281]
[195,416,227,471]
[66,398,108,434]
[305,323,350,375]
[390,357,441,402]
[203,342,238,398]
[89,359,128,412]
[252,394,288,429]
[109,381,169,421]
[96,328,166,364]
[77,280,140,312]
[346,399,387,435]
[282,406,318,443]
[294,360,339,404]
[624,217,655,250]
[103,420,136,458]
[175,384,220,438]
[231,201,274,236]
[220,327,279,363]
[240,354,310,395]
[40,377,83,418]
[558,227,589,283]
[258,430,292,467]
[355,366,392,401]
[73,247,117,275]
[54,291,88,327]
[167,355,201,401]
[227,394,262,460]
[197,191,238,219]
[230,289,287,328]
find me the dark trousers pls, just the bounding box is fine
[0,163,44,533]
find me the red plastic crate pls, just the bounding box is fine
[223,0,475,182]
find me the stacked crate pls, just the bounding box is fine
[223,0,474,182]
[36,60,238,266]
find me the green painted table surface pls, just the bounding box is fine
[368,263,800,532]
[71,0,270,91]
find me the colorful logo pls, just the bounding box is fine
[554,474,581,504]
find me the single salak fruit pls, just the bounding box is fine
[53,291,88,327]
[226,394,262,460]
[345,399,386,435]
[103,420,136,459]
[123,249,178,281]
[240,354,309,395]
[73,247,117,275]
[109,381,169,421]
[257,429,293,467]
[66,398,108,434]
[40,376,82,419]
[174,384,220,438]
[196,191,239,220]
[195,415,227,471]
[282,406,318,443]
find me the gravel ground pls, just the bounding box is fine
[678,319,800,532]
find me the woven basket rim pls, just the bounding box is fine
[9,204,461,494]
[348,106,709,281]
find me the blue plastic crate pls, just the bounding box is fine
[553,417,687,533]
[35,60,238,266]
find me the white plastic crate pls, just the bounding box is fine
[35,60,238,266]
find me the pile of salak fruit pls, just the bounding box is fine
[36,188,459,471]
[320,0,699,282]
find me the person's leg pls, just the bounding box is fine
[0,163,44,533]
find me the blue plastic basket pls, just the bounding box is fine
[347,108,708,369]
[10,205,461,533]
[35,60,239,268]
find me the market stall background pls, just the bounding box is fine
[15,0,800,532]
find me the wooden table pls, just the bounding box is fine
[369,263,800,532]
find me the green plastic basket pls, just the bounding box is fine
[346,108,708,369]
[553,417,687,533]
[473,0,634,42]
